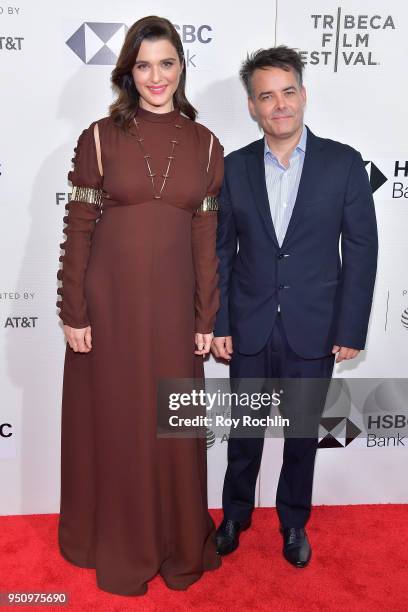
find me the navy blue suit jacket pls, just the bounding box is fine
[214,126,378,358]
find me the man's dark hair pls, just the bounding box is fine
[240,45,304,97]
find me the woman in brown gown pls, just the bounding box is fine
[56,16,223,596]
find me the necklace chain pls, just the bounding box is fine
[133,118,181,199]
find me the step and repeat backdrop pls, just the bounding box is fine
[1,0,407,514]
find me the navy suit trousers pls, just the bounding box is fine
[224,313,335,528]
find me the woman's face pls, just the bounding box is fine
[132,38,182,113]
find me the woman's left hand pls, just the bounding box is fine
[195,332,213,356]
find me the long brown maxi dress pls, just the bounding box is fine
[56,106,223,596]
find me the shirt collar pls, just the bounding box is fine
[264,124,307,160]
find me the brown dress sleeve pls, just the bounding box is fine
[57,124,103,328]
[191,134,224,334]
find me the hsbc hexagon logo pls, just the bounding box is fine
[364,161,388,194]
[66,22,128,65]
[318,416,361,448]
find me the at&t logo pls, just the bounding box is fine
[4,316,38,328]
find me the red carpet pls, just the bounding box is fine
[1,506,408,611]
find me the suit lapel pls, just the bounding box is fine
[245,139,279,247]
[281,127,326,246]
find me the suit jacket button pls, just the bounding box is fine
[278,284,284,290]
[277,253,284,259]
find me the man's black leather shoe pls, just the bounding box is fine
[215,518,251,556]
[280,527,312,568]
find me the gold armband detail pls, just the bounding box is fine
[197,196,218,212]
[70,186,103,207]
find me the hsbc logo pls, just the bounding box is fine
[66,22,128,65]
[361,159,408,199]
[66,22,213,66]
[318,416,361,448]
[364,161,387,194]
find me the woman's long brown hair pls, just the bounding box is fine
[110,16,197,129]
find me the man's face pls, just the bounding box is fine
[248,66,306,140]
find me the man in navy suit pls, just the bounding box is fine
[211,46,378,567]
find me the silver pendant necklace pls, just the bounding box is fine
[133,118,182,199]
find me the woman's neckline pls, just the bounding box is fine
[135,105,181,124]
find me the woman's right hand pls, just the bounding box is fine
[63,325,92,353]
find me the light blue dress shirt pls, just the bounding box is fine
[264,125,307,312]
[264,125,307,247]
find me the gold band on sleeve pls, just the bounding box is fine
[70,186,103,207]
[197,196,218,212]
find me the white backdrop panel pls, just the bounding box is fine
[0,0,276,514]
[1,0,407,514]
[257,0,408,508]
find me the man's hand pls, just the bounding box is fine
[332,345,360,363]
[195,332,213,356]
[64,325,92,353]
[211,336,233,361]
